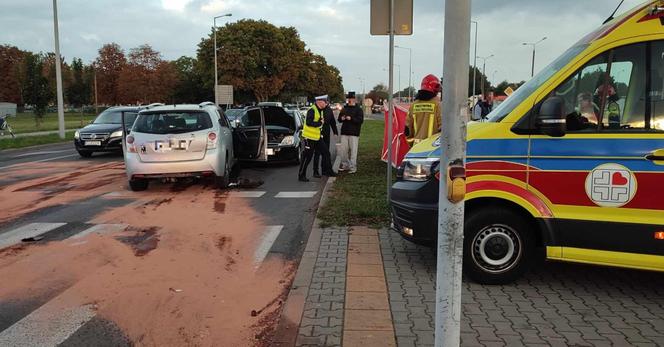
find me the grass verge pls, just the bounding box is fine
[0,131,75,151]
[6,113,96,134]
[318,120,396,228]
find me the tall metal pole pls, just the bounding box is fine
[471,21,478,103]
[397,64,401,102]
[436,1,470,346]
[396,46,413,101]
[213,13,232,105]
[94,68,98,115]
[52,0,65,139]
[530,47,536,77]
[386,0,394,202]
[477,54,493,96]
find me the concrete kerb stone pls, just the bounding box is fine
[273,176,337,346]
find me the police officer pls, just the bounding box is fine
[312,98,338,178]
[298,95,337,182]
[406,74,442,145]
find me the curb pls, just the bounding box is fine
[273,175,336,346]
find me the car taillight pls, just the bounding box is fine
[207,132,217,149]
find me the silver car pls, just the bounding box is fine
[124,102,239,191]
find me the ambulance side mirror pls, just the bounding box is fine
[537,96,566,137]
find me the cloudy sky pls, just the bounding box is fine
[1,0,645,94]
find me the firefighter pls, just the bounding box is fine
[405,74,442,145]
[298,95,336,182]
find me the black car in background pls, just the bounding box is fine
[235,105,303,163]
[74,106,142,157]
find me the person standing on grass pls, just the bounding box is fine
[337,91,364,173]
[298,95,337,182]
[312,97,338,178]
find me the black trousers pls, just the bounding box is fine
[313,136,332,174]
[299,138,333,178]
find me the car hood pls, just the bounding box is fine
[79,123,123,133]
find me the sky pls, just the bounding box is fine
[0,0,646,94]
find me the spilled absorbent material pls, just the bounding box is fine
[115,227,160,256]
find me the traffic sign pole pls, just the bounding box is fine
[435,1,471,346]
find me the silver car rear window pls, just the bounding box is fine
[133,111,213,134]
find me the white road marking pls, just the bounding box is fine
[275,191,317,198]
[227,191,266,198]
[0,301,95,347]
[253,225,284,267]
[12,149,71,158]
[0,154,78,170]
[0,223,66,249]
[70,223,128,240]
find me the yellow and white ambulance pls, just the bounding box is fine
[391,1,664,284]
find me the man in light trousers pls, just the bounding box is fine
[337,91,364,173]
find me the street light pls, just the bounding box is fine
[471,20,478,103]
[357,77,365,95]
[52,0,65,139]
[395,45,412,101]
[476,54,494,96]
[213,13,232,105]
[522,36,547,77]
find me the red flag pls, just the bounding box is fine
[382,103,410,168]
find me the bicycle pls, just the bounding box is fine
[0,114,15,138]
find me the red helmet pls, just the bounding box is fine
[420,74,441,94]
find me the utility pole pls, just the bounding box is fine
[386,0,395,202]
[471,21,478,103]
[213,13,232,105]
[93,65,98,115]
[436,0,470,346]
[52,0,65,139]
[477,54,493,96]
[395,45,412,101]
[523,36,547,77]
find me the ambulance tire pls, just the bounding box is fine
[463,207,535,285]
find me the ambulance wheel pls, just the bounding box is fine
[463,207,535,285]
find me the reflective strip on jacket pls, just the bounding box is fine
[303,106,322,140]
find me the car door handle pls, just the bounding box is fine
[645,149,664,162]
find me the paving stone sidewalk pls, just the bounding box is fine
[293,226,664,347]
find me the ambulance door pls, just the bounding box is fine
[528,41,664,265]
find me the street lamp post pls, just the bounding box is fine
[395,45,412,101]
[471,20,478,103]
[358,77,365,95]
[384,65,401,101]
[523,36,547,77]
[476,54,494,96]
[213,13,232,105]
[52,0,65,139]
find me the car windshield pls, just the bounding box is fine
[224,109,244,120]
[133,111,213,134]
[486,44,588,122]
[93,110,137,125]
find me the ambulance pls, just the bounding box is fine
[390,1,664,284]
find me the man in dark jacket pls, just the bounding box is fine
[312,98,338,178]
[337,91,364,173]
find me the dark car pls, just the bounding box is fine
[224,108,244,128]
[74,106,142,157]
[235,105,303,163]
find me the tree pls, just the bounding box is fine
[196,19,343,103]
[66,58,90,107]
[393,86,416,99]
[468,66,489,96]
[117,44,177,104]
[172,56,207,103]
[0,45,27,105]
[366,83,389,105]
[21,53,51,126]
[94,43,126,105]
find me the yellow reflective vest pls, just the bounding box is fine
[406,100,441,144]
[303,106,322,141]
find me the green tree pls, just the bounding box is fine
[66,58,90,107]
[468,66,489,96]
[196,19,342,103]
[367,83,389,104]
[172,56,207,103]
[21,53,51,126]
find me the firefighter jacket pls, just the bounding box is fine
[406,99,441,144]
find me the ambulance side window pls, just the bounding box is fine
[601,43,646,131]
[551,54,608,132]
[651,41,664,131]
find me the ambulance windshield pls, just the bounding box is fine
[486,44,588,123]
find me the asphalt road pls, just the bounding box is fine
[0,138,338,346]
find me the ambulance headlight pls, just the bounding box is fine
[401,159,439,182]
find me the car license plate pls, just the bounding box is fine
[266,148,275,156]
[85,141,102,146]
